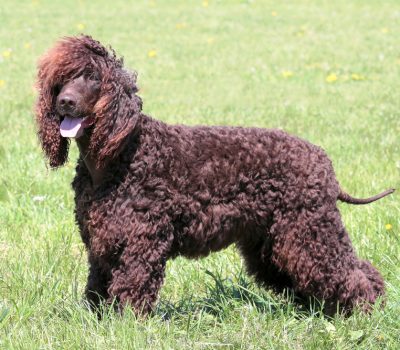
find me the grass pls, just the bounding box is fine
[0,0,399,348]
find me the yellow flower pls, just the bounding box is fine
[176,22,187,29]
[2,49,12,58]
[385,224,392,231]
[24,42,31,49]
[381,27,389,34]
[0,80,5,88]
[202,1,208,7]
[351,73,364,81]
[76,23,86,31]
[271,11,277,16]
[326,73,338,83]
[281,70,293,78]
[148,49,157,58]
[207,37,215,44]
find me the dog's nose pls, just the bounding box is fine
[58,94,76,110]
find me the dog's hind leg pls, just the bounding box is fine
[236,232,293,293]
[269,205,385,313]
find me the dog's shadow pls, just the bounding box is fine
[154,270,327,321]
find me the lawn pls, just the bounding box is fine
[0,0,399,349]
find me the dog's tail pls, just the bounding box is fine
[338,188,395,205]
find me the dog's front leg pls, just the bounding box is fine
[85,253,113,312]
[106,220,174,316]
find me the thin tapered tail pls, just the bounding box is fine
[338,188,395,205]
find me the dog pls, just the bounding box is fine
[35,35,394,315]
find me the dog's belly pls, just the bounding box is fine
[173,219,241,259]
[171,202,271,259]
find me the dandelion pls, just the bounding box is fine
[326,73,338,83]
[351,73,365,81]
[281,70,293,78]
[76,23,86,31]
[385,223,392,231]
[24,42,31,49]
[271,11,277,16]
[176,22,187,29]
[148,49,157,58]
[381,27,389,34]
[0,80,5,88]
[207,37,215,44]
[2,49,12,58]
[202,0,208,7]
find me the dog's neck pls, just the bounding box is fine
[76,134,106,188]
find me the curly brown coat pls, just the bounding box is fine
[35,35,390,316]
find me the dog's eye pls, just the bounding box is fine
[53,85,61,95]
[86,72,101,82]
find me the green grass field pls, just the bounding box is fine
[0,0,399,348]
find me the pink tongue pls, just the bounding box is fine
[60,116,84,138]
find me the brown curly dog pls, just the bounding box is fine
[35,35,394,316]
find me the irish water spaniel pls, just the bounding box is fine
[35,35,394,316]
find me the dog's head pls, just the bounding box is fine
[35,35,142,168]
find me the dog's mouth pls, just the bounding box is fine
[60,115,95,138]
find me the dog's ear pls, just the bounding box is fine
[35,81,70,168]
[90,71,142,168]
[119,70,139,96]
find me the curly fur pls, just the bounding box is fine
[35,35,385,316]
